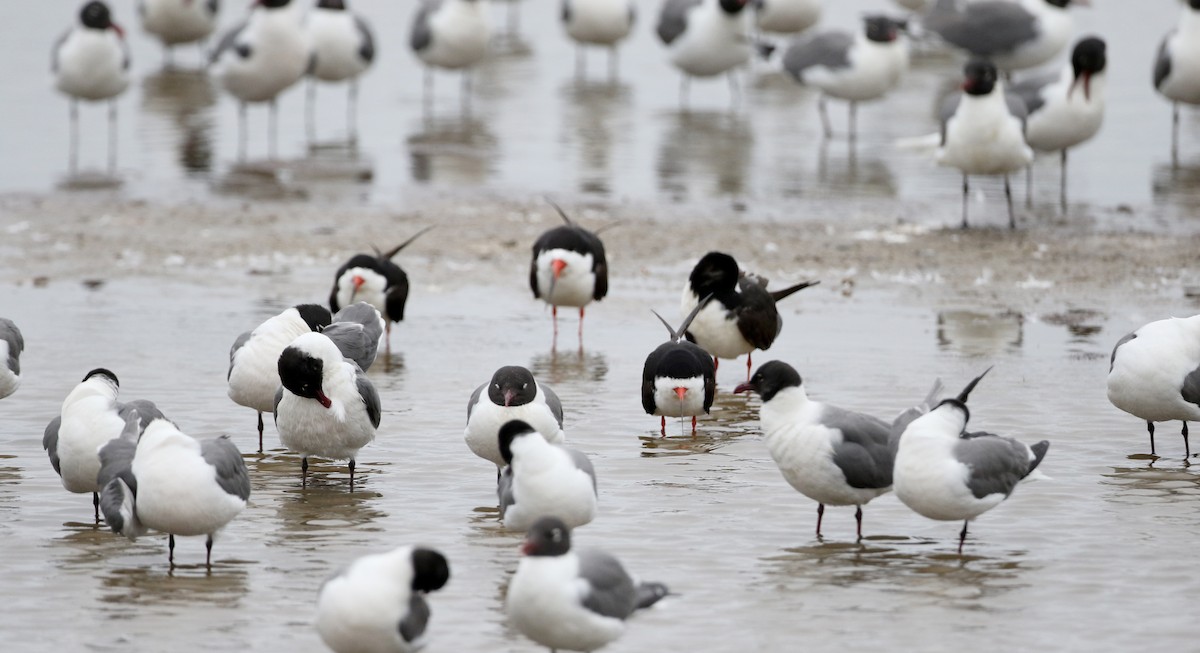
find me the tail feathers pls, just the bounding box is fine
[635,582,670,610]
[770,280,820,303]
[1024,440,1050,478]
[100,477,146,540]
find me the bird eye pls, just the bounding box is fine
[494,383,500,389]
[522,383,528,389]
[550,529,562,541]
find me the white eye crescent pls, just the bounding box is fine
[522,383,528,389]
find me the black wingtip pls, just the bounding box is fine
[769,279,820,303]
[545,198,574,226]
[956,366,992,403]
[636,582,671,610]
[381,226,435,260]
[1025,440,1050,477]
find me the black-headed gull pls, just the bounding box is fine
[530,204,609,344]
[562,0,636,80]
[305,0,375,143]
[498,420,598,531]
[923,0,1089,74]
[1155,0,1200,164]
[0,319,24,399]
[656,0,752,107]
[139,0,220,65]
[410,0,490,108]
[642,299,716,437]
[466,366,565,468]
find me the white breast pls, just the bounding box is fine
[937,89,1033,175]
[565,0,634,45]
[465,394,565,466]
[507,555,625,652]
[228,313,315,413]
[58,394,124,494]
[1024,71,1105,152]
[133,430,246,537]
[667,2,751,77]
[1159,13,1200,105]
[803,38,909,103]
[0,341,18,399]
[317,552,414,653]
[141,0,217,45]
[55,30,129,101]
[504,444,597,532]
[1107,317,1200,423]
[755,0,821,35]
[992,1,1070,72]
[277,362,376,461]
[216,11,310,103]
[417,0,490,70]
[308,10,372,82]
[680,287,754,359]
[534,249,597,308]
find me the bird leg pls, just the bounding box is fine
[461,72,473,116]
[306,77,316,146]
[349,459,356,488]
[691,415,697,436]
[855,506,863,541]
[1147,421,1156,456]
[848,101,857,144]
[1173,103,1180,168]
[679,75,690,112]
[578,307,585,343]
[69,99,79,174]
[238,101,248,162]
[1183,422,1191,458]
[552,305,559,340]
[957,520,969,555]
[108,99,118,174]
[269,98,279,160]
[961,174,969,229]
[206,534,214,570]
[93,491,100,523]
[660,416,666,437]
[256,411,264,453]
[423,68,434,118]
[385,321,392,364]
[1004,174,1015,229]
[727,71,741,111]
[575,46,585,80]
[302,456,309,487]
[608,45,618,83]
[818,96,832,139]
[1025,163,1033,209]
[746,354,752,382]
[1060,149,1068,214]
[815,503,825,539]
[169,533,176,568]
[713,356,719,373]
[348,79,359,146]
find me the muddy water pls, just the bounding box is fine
[7,1,1200,223]
[3,264,1199,652]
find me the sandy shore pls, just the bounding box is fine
[1,192,1197,313]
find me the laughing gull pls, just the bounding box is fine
[561,0,637,80]
[139,0,220,65]
[1155,0,1200,164]
[99,413,250,569]
[754,0,821,36]
[1011,36,1106,212]
[498,420,598,532]
[323,301,384,372]
[410,0,490,108]
[923,0,1089,75]
[734,361,942,540]
[43,369,165,521]
[937,59,1032,229]
[530,204,609,344]
[0,319,24,399]
[506,517,669,653]
[275,332,382,485]
[211,0,311,160]
[330,227,433,359]
[893,370,1049,554]
[466,366,565,468]
[316,546,451,653]
[53,1,131,175]
[642,299,716,437]
[305,0,375,144]
[656,0,752,107]
[774,15,909,140]
[1107,314,1200,458]
[681,252,819,380]
[228,304,332,452]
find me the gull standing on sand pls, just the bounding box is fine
[893,370,1050,554]
[275,332,382,485]
[305,0,375,144]
[774,15,909,140]
[506,517,669,653]
[1155,0,1200,164]
[681,252,818,380]
[530,204,609,344]
[656,0,752,107]
[735,361,943,540]
[43,369,166,521]
[211,0,311,160]
[1107,314,1200,459]
[410,0,490,109]
[1011,36,1106,212]
[329,227,433,359]
[0,319,24,399]
[53,1,130,175]
[922,0,1089,75]
[98,412,251,569]
[498,420,598,532]
[561,0,637,81]
[316,546,451,653]
[228,304,332,452]
[937,59,1032,229]
[466,366,565,468]
[139,0,220,66]
[754,0,821,37]
[642,300,716,436]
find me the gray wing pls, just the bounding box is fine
[207,0,219,17]
[955,434,1043,499]
[1109,331,1136,373]
[398,593,431,644]
[326,305,382,371]
[467,382,486,421]
[890,379,945,444]
[201,435,251,501]
[355,15,375,63]
[228,330,251,381]
[540,383,565,427]
[1004,88,1028,125]
[576,549,637,620]
[411,0,442,52]
[1155,33,1173,90]
[562,0,571,23]
[782,31,854,81]
[657,0,702,45]
[119,399,166,425]
[498,465,515,518]
[1009,70,1058,116]
[43,416,62,477]
[97,409,142,492]
[210,22,247,66]
[924,1,1037,57]
[0,319,23,375]
[1182,362,1200,408]
[565,447,597,493]
[822,405,894,490]
[356,369,382,429]
[51,29,70,73]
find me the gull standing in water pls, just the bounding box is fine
[656,0,752,108]
[465,366,565,469]
[0,319,24,400]
[139,0,220,66]
[498,420,598,532]
[409,0,490,111]
[1155,0,1200,164]
[561,0,637,81]
[305,0,375,144]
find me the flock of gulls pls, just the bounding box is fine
[23,0,1200,651]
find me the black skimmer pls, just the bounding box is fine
[1107,315,1200,459]
[893,369,1050,554]
[1155,0,1200,164]
[0,319,23,399]
[98,411,251,569]
[937,59,1033,229]
[228,303,332,452]
[139,0,220,66]
[506,517,669,653]
[275,332,382,486]
[329,227,433,359]
[656,0,752,108]
[305,0,375,144]
[923,0,1089,75]
[410,0,490,110]
[680,251,819,380]
[561,0,636,81]
[53,1,131,175]
[498,420,598,532]
[529,204,609,344]
[316,546,450,653]
[465,366,565,468]
[642,298,717,436]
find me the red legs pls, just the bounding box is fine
[713,356,719,373]
[691,416,697,436]
[816,503,825,539]
[578,307,585,342]
[746,353,753,382]
[855,506,863,541]
[660,416,666,437]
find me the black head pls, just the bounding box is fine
[278,346,330,408]
[718,0,748,15]
[498,420,537,466]
[863,16,904,43]
[734,360,801,402]
[1044,0,1085,8]
[487,366,537,407]
[259,0,293,8]
[410,547,450,592]
[1192,0,1200,11]
[317,0,347,9]
[961,60,999,96]
[934,398,970,425]
[1069,37,1105,100]
[80,2,119,33]
[521,517,572,557]
[688,252,740,298]
[294,304,333,332]
[83,368,119,386]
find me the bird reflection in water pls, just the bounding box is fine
[528,347,609,385]
[658,111,753,198]
[408,115,497,185]
[936,310,1024,356]
[560,81,632,196]
[141,69,217,174]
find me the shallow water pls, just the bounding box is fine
[7,1,1200,226]
[4,267,1200,652]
